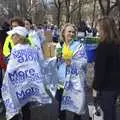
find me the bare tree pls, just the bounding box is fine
[115,0,120,30]
[91,0,97,27]
[64,0,71,22]
[75,0,82,25]
[98,0,117,15]
[53,0,65,27]
[64,0,87,23]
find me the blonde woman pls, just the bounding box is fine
[55,23,87,120]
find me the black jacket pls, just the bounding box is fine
[92,41,120,91]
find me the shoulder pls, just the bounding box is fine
[72,40,84,48]
[5,35,12,42]
[12,44,29,51]
[11,44,38,56]
[56,41,64,48]
[96,42,114,58]
[97,42,113,52]
[29,30,37,35]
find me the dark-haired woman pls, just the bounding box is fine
[92,16,120,120]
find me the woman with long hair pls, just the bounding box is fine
[92,16,120,120]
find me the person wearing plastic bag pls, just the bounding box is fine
[24,18,44,60]
[92,16,120,120]
[3,17,25,63]
[2,26,52,120]
[55,23,88,120]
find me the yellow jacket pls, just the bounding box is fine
[3,35,14,57]
[3,35,33,57]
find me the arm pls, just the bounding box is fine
[3,35,14,57]
[72,43,88,87]
[73,43,87,68]
[30,32,44,60]
[0,44,6,70]
[92,43,107,90]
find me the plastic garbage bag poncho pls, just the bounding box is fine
[2,44,59,120]
[57,41,88,115]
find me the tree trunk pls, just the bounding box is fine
[66,12,70,22]
[98,0,117,16]
[57,6,61,28]
[65,0,70,22]
[92,0,97,27]
[98,0,106,15]
[116,0,120,31]
[78,0,82,26]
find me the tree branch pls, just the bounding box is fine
[27,2,41,13]
[109,1,117,13]
[54,0,65,9]
[70,4,80,14]
[41,0,48,10]
[98,0,105,15]
[54,0,59,8]
[107,0,110,15]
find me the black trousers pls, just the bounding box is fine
[97,91,119,120]
[10,103,31,120]
[0,67,3,99]
[55,88,81,120]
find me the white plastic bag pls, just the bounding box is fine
[2,44,53,120]
[60,42,87,115]
[61,88,86,115]
[61,65,86,115]
[88,105,104,120]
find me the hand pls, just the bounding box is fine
[65,59,71,65]
[56,48,62,58]
[93,89,97,97]
[57,54,62,59]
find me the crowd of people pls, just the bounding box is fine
[0,16,120,120]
